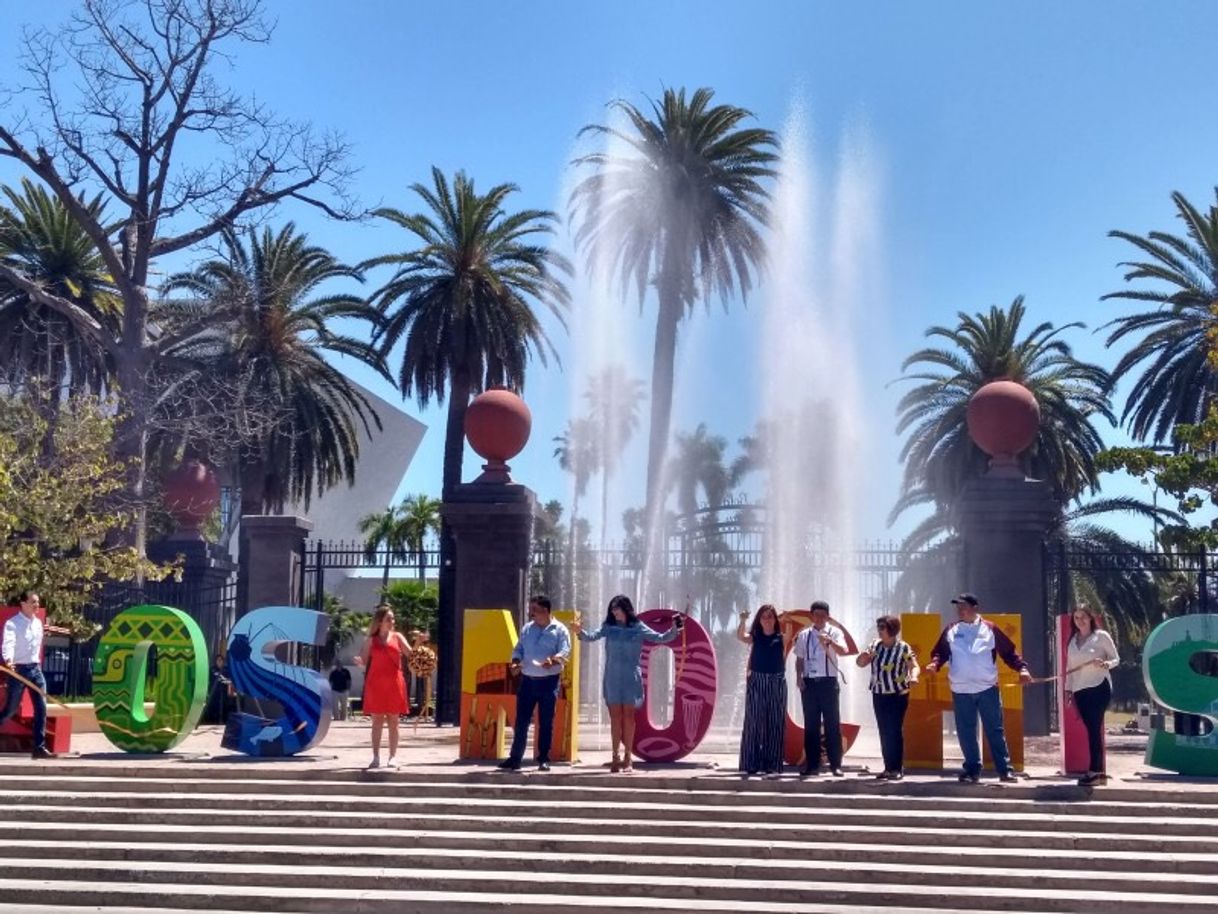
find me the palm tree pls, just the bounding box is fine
[893,296,1114,527]
[365,166,572,498]
[554,417,599,536]
[399,494,441,581]
[0,179,118,397]
[162,224,385,517]
[554,417,599,606]
[366,167,571,724]
[570,87,778,530]
[358,505,411,588]
[1102,188,1218,443]
[667,423,733,517]
[582,367,645,548]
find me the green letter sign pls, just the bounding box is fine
[1143,614,1218,776]
[93,604,208,753]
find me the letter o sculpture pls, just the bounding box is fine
[634,609,717,762]
[93,604,209,753]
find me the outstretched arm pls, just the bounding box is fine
[640,622,681,644]
[577,625,606,643]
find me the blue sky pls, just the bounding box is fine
[2,1,1216,543]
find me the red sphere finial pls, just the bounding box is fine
[162,459,220,538]
[966,380,1040,478]
[464,388,532,484]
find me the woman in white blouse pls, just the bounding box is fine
[1064,604,1119,786]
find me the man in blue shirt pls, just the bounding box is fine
[499,595,571,772]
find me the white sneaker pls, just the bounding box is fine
[368,758,381,769]
[385,756,400,769]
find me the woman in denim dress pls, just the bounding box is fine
[572,594,682,773]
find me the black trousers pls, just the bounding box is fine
[509,674,560,764]
[800,677,842,770]
[872,691,910,773]
[1073,679,1111,773]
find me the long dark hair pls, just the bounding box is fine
[604,594,638,627]
[750,604,780,640]
[1070,603,1105,637]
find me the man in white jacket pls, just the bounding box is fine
[0,592,56,759]
[924,593,1031,783]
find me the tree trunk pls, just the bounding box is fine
[600,467,611,554]
[566,487,580,609]
[112,345,153,556]
[641,288,682,606]
[437,369,472,725]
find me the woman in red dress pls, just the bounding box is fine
[357,604,412,768]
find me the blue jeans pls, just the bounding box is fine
[952,686,1011,776]
[509,674,560,764]
[0,664,47,751]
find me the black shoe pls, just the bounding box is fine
[958,771,979,784]
[874,771,891,780]
[998,771,1019,783]
[537,761,551,772]
[31,747,56,760]
[889,771,904,781]
[830,767,844,778]
[1077,772,1102,786]
[799,767,819,779]
[497,759,522,771]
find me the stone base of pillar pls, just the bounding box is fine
[438,483,537,724]
[957,476,1058,736]
[237,515,314,617]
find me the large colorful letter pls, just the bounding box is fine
[223,606,331,757]
[635,609,716,763]
[901,612,951,770]
[459,608,579,762]
[92,604,208,752]
[1143,614,1218,776]
[779,610,860,767]
[1057,613,1095,775]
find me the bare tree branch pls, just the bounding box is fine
[0,264,115,355]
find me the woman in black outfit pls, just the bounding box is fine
[736,604,787,778]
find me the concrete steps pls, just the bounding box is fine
[0,764,1212,912]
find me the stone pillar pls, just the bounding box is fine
[957,477,1058,736]
[436,387,536,725]
[237,515,313,616]
[438,483,536,724]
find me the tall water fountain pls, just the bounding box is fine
[564,102,882,748]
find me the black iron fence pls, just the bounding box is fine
[301,534,961,628]
[47,575,238,698]
[1045,542,1213,711]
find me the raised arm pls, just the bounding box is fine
[577,624,606,643]
[736,611,752,645]
[640,621,681,644]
